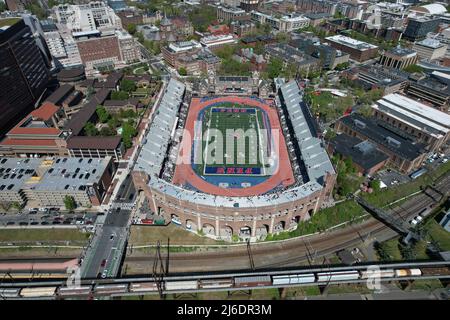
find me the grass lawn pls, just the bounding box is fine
[128,224,223,246]
[409,279,444,291]
[424,218,450,251]
[0,229,90,243]
[376,237,402,261]
[200,104,266,171]
[266,200,366,241]
[0,247,82,258]
[327,284,371,295]
[363,161,450,208]
[0,18,21,28]
[282,286,322,298]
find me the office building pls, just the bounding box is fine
[0,18,51,138]
[372,93,450,152]
[412,38,447,61]
[335,114,427,174]
[403,17,440,42]
[379,47,418,70]
[324,35,378,62]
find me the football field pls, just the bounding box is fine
[200,104,268,175]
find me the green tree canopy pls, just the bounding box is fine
[178,67,187,76]
[83,122,98,136]
[96,105,110,123]
[111,90,129,100]
[120,79,136,93]
[64,195,76,211]
[267,57,284,79]
[127,23,137,35]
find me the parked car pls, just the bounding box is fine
[410,218,418,226]
[6,221,15,225]
[29,210,38,215]
[19,222,28,226]
[101,259,107,267]
[41,221,49,225]
[38,208,48,212]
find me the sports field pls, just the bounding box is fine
[172,96,295,197]
[199,103,268,176]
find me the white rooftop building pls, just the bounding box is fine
[373,93,450,140]
[54,1,122,35]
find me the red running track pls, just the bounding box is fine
[172,96,295,197]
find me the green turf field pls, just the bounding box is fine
[199,104,267,174]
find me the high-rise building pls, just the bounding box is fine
[0,18,51,138]
[403,17,440,42]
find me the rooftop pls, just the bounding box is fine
[416,38,446,49]
[0,156,112,194]
[339,114,425,161]
[278,80,335,185]
[64,88,110,135]
[373,93,450,138]
[66,136,122,150]
[387,46,417,58]
[45,84,75,105]
[325,35,378,51]
[330,134,389,171]
[135,79,185,178]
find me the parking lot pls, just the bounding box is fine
[376,169,411,188]
[0,209,99,228]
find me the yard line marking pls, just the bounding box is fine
[203,108,213,175]
[255,109,266,175]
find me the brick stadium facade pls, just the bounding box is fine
[133,171,335,239]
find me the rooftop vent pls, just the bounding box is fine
[354,119,366,129]
[386,136,401,148]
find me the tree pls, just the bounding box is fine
[108,116,120,129]
[403,64,424,73]
[334,62,350,71]
[121,121,137,149]
[0,2,6,12]
[267,57,284,79]
[64,195,76,211]
[120,79,136,93]
[275,32,290,44]
[96,106,110,123]
[324,129,337,141]
[369,180,381,192]
[25,1,47,19]
[178,67,187,76]
[111,90,129,100]
[100,126,116,136]
[84,122,98,136]
[127,23,137,35]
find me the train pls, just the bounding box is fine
[0,266,445,299]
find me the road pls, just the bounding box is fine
[81,174,136,279]
[124,173,450,274]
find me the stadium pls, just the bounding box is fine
[133,78,336,241]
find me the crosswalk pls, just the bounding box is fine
[110,202,135,211]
